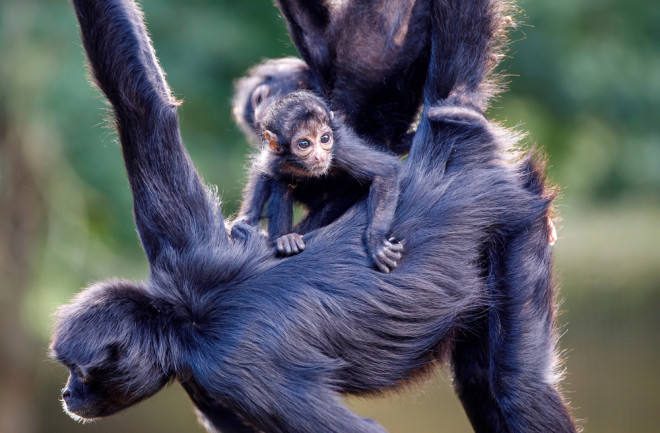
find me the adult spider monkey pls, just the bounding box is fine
[50,0,577,432]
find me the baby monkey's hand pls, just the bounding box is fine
[368,236,404,273]
[276,233,306,256]
[231,219,258,244]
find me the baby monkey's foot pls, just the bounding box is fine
[276,233,306,256]
[369,237,404,273]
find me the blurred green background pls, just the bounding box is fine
[0,0,658,432]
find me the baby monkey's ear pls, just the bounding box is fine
[264,130,282,153]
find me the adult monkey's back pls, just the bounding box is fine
[50,1,578,432]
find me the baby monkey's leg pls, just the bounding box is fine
[359,153,403,273]
[333,129,404,273]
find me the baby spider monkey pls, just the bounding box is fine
[238,90,404,273]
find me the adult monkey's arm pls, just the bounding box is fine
[72,0,228,264]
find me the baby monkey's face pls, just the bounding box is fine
[290,122,334,176]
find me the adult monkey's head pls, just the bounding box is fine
[50,280,172,421]
[232,57,320,144]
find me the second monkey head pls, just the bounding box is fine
[259,90,335,177]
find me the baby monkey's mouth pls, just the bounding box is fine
[309,162,331,176]
[308,154,332,176]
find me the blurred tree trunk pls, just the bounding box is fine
[0,111,42,433]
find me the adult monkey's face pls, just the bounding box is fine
[49,281,171,421]
[232,57,319,143]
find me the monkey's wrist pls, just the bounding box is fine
[239,215,259,226]
[365,229,387,246]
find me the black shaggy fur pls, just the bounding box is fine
[50,0,577,432]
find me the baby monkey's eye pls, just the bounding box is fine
[320,134,331,144]
[297,140,311,149]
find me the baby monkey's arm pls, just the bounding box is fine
[266,180,305,256]
[232,170,273,244]
[239,170,272,226]
[334,126,404,273]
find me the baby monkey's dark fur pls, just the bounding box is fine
[238,90,403,272]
